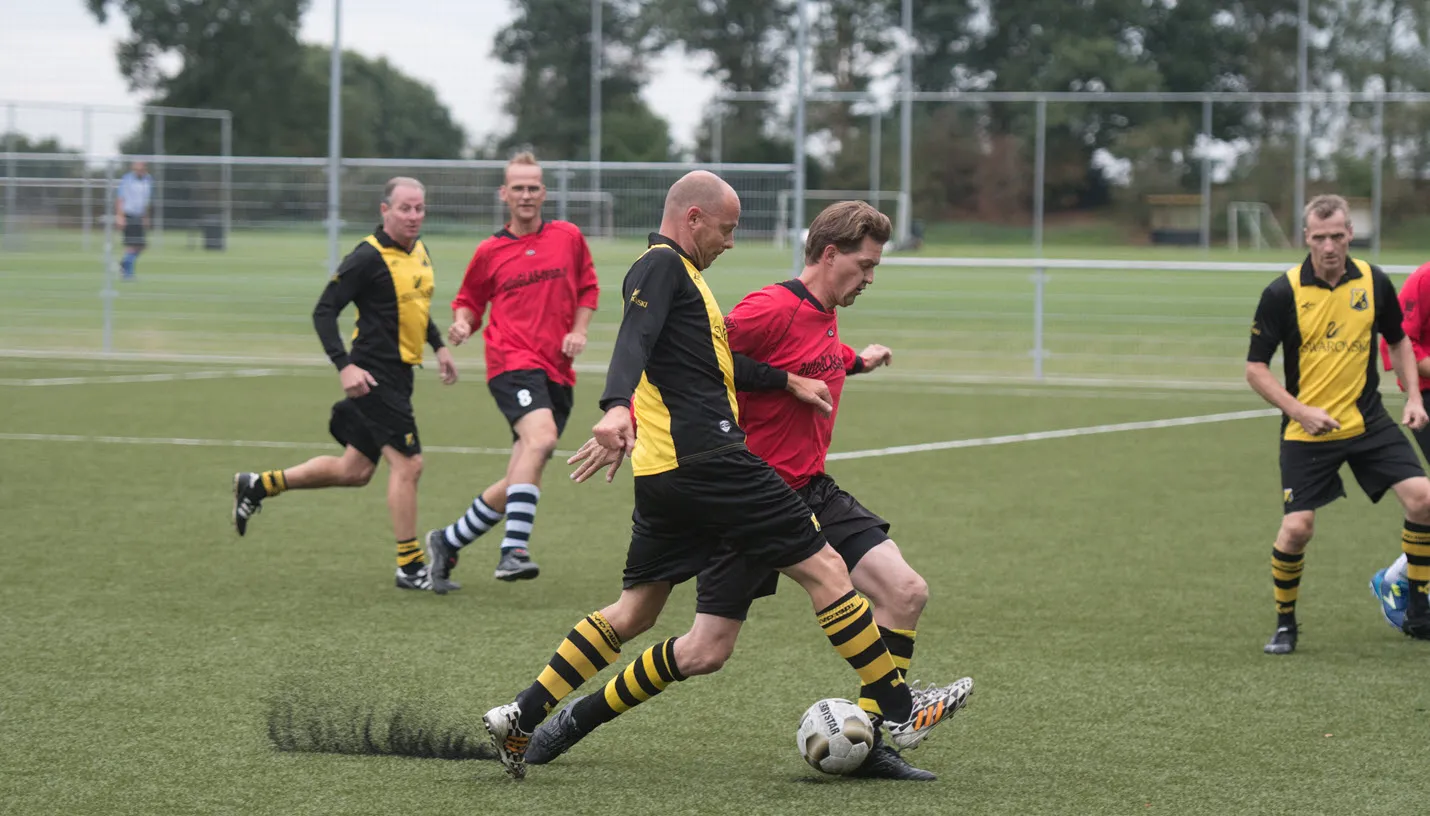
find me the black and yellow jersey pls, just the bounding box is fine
[599,233,786,477]
[1248,256,1405,442]
[313,226,444,391]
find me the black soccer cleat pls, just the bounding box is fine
[847,735,937,781]
[1263,624,1298,655]
[394,566,432,591]
[423,529,462,595]
[1402,607,1430,640]
[232,472,266,536]
[525,695,590,765]
[494,547,540,582]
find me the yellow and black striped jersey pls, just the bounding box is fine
[313,226,444,391]
[1248,257,1405,442]
[599,233,787,477]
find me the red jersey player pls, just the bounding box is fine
[1373,260,1430,630]
[548,201,972,780]
[424,152,600,589]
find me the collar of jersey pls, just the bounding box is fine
[373,225,419,254]
[776,278,831,313]
[496,220,547,240]
[1299,255,1363,289]
[647,232,697,265]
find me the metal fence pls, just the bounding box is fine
[0,155,797,250]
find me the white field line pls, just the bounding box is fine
[825,409,1279,462]
[0,368,281,386]
[0,432,520,456]
[1,409,1278,461]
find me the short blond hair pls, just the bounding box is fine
[383,176,424,203]
[804,201,892,265]
[1304,194,1351,228]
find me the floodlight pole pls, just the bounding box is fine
[83,107,93,250]
[792,0,808,273]
[152,113,164,245]
[3,103,14,249]
[1200,96,1212,251]
[1293,0,1308,244]
[1372,94,1384,259]
[898,0,912,244]
[1032,97,1047,381]
[591,0,602,233]
[326,0,343,277]
[869,110,881,207]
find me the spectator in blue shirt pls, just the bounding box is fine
[115,161,153,280]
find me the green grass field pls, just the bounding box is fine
[2,230,1429,814]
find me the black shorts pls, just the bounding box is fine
[488,369,573,440]
[1280,419,1424,513]
[696,473,891,621]
[122,221,146,248]
[329,383,420,464]
[621,447,827,621]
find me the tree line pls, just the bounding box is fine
[29,0,1430,228]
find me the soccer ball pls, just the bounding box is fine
[795,698,875,774]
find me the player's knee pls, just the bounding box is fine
[676,637,735,677]
[1279,516,1314,548]
[522,427,560,459]
[342,458,377,486]
[1405,482,1430,523]
[899,572,930,616]
[601,604,657,641]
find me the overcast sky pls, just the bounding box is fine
[0,0,720,156]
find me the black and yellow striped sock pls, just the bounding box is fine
[819,590,910,723]
[1272,547,1305,628]
[569,636,685,731]
[859,626,916,719]
[396,538,425,575]
[1401,520,1430,612]
[260,469,288,497]
[514,612,623,732]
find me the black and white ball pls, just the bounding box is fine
[795,698,875,774]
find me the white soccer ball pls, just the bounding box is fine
[795,697,875,774]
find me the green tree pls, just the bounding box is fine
[494,0,671,162]
[648,0,795,163]
[87,0,466,158]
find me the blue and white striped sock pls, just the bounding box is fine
[443,496,504,549]
[501,483,540,553]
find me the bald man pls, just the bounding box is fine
[481,171,961,782]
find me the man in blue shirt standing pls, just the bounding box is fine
[115,161,153,281]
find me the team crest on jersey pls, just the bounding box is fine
[526,249,535,256]
[1350,288,1368,311]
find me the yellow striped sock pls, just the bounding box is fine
[1272,547,1305,616]
[396,538,424,568]
[260,469,288,496]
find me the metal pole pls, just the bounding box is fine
[102,162,117,353]
[792,0,808,273]
[1033,98,1046,253]
[1293,0,1308,245]
[326,0,343,276]
[220,113,232,245]
[869,110,882,206]
[1200,96,1212,251]
[897,0,913,243]
[1372,94,1384,259]
[590,0,602,209]
[83,107,93,251]
[557,162,570,224]
[152,112,164,245]
[1033,97,1047,381]
[4,103,15,250]
[711,103,723,164]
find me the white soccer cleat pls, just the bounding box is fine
[885,676,974,750]
[483,702,531,781]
